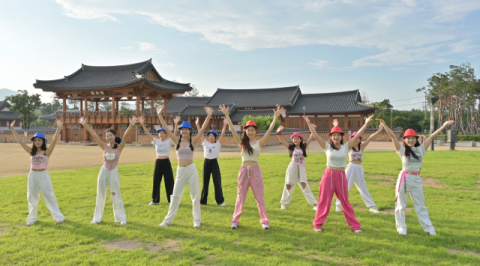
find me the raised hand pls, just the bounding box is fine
[10,120,16,129]
[365,115,375,124]
[195,117,200,124]
[302,115,310,123]
[276,125,284,135]
[156,105,164,115]
[375,118,386,126]
[378,124,384,130]
[311,124,317,129]
[204,107,214,115]
[55,119,63,128]
[173,116,181,124]
[219,104,229,115]
[137,115,145,124]
[443,120,455,126]
[79,116,87,125]
[274,106,285,117]
[129,116,137,125]
[332,119,338,127]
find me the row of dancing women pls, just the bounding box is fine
[9,104,454,235]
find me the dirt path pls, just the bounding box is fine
[1,142,478,178]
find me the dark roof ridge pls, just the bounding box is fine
[300,89,359,96]
[82,59,152,70]
[216,85,299,91]
[287,86,301,106]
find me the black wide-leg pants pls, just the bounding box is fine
[200,158,225,205]
[152,158,174,203]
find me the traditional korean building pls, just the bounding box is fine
[173,87,374,130]
[0,101,24,129]
[33,59,192,142]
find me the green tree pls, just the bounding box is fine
[241,115,280,130]
[4,90,42,129]
[40,100,62,116]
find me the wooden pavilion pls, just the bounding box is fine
[33,59,192,142]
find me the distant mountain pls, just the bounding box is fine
[0,88,19,101]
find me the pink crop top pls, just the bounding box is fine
[103,150,120,171]
[176,146,194,160]
[291,149,305,166]
[349,149,363,162]
[31,154,49,170]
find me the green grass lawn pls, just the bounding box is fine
[1,151,480,265]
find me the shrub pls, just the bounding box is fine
[241,115,281,130]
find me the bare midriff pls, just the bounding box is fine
[242,161,259,167]
[350,161,362,165]
[178,159,194,167]
[156,156,169,159]
[32,169,46,172]
[327,166,345,171]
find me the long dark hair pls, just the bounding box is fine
[288,141,307,158]
[329,138,344,151]
[30,138,47,156]
[241,130,255,155]
[352,141,362,152]
[106,129,121,149]
[177,130,194,151]
[404,139,420,160]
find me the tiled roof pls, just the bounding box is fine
[230,109,276,122]
[205,86,301,108]
[0,101,11,110]
[41,113,58,120]
[33,59,192,93]
[286,90,374,114]
[166,96,210,114]
[0,111,22,120]
[178,104,236,117]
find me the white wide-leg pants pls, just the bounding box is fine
[335,163,376,208]
[92,166,126,223]
[163,163,201,224]
[395,171,435,234]
[26,170,65,224]
[280,163,317,205]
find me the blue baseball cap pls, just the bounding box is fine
[31,132,47,143]
[178,121,192,130]
[206,129,218,137]
[157,127,166,134]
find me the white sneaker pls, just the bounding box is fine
[27,220,36,226]
[428,231,437,236]
[55,219,64,224]
[281,204,287,210]
[314,228,323,232]
[219,202,227,207]
[313,205,317,210]
[120,221,127,225]
[354,229,362,233]
[231,224,238,230]
[336,205,342,212]
[262,224,270,230]
[148,201,158,206]
[369,207,380,214]
[399,232,407,235]
[193,222,201,228]
[90,221,100,225]
[159,221,171,227]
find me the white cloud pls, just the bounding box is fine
[467,54,479,58]
[136,42,166,53]
[390,67,408,71]
[309,60,330,69]
[119,47,134,50]
[448,40,478,54]
[55,0,480,66]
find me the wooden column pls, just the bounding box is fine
[164,98,168,126]
[95,101,99,111]
[111,96,116,130]
[62,97,66,141]
[136,96,140,116]
[84,97,89,141]
[141,99,145,116]
[150,98,155,130]
[80,100,83,116]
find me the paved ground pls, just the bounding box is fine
[1,141,478,178]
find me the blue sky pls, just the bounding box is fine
[1,0,479,110]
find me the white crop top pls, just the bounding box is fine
[325,143,348,168]
[396,143,427,172]
[241,141,260,162]
[152,138,172,157]
[203,139,221,159]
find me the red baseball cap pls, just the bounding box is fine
[328,126,344,136]
[290,132,304,140]
[243,120,259,130]
[402,129,418,139]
